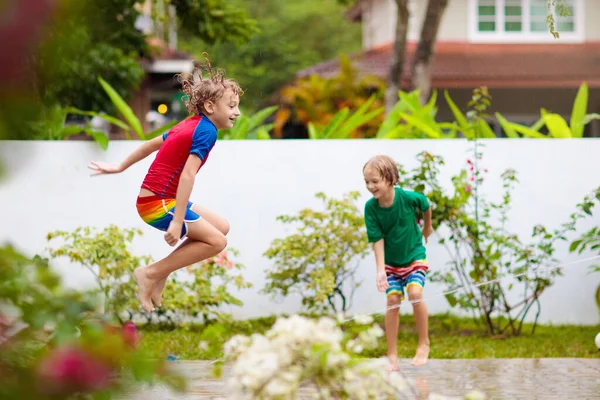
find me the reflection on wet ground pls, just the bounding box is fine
[125,358,600,399]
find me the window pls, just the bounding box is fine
[469,0,584,42]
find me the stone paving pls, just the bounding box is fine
[125,358,600,399]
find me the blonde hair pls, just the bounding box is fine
[176,53,244,115]
[363,155,399,185]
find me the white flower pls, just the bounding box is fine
[354,314,374,325]
[464,390,487,400]
[197,340,209,351]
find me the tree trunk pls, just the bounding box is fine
[410,0,449,105]
[384,0,410,114]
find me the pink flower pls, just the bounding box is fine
[465,185,471,193]
[36,346,113,395]
[470,176,475,182]
[466,159,472,164]
[226,260,234,270]
[484,169,488,173]
[122,321,140,349]
[469,166,474,171]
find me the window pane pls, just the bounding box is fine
[557,21,575,32]
[530,21,548,32]
[505,6,522,16]
[478,5,496,16]
[530,5,547,16]
[479,21,496,31]
[505,21,522,31]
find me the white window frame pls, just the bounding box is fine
[468,0,585,43]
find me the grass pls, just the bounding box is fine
[138,313,600,361]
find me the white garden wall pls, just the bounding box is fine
[1,139,599,324]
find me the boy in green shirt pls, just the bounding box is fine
[363,155,432,370]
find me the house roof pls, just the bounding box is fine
[296,41,600,88]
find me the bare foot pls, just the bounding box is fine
[134,268,155,312]
[411,344,430,367]
[387,355,399,373]
[151,276,167,307]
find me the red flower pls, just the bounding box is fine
[37,346,113,395]
[122,321,140,349]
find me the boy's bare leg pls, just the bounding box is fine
[135,219,226,311]
[408,286,430,366]
[150,206,230,307]
[385,294,402,372]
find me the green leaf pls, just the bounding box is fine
[399,113,441,138]
[542,109,572,138]
[495,112,519,138]
[570,82,588,138]
[86,130,109,150]
[247,106,278,132]
[445,293,458,307]
[507,121,547,138]
[322,108,349,138]
[308,122,320,139]
[569,240,581,253]
[335,107,383,138]
[444,90,470,133]
[475,119,496,138]
[376,99,409,138]
[145,120,178,140]
[65,107,130,131]
[583,113,600,125]
[98,76,144,139]
[256,126,272,140]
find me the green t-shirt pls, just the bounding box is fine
[364,187,430,267]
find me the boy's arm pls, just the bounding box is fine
[88,135,164,176]
[373,239,390,292]
[164,154,202,246]
[421,204,433,243]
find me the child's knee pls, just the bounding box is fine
[387,293,402,307]
[212,234,227,253]
[407,286,423,302]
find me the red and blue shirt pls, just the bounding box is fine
[141,114,217,198]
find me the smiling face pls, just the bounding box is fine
[363,166,394,200]
[204,88,241,129]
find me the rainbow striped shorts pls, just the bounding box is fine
[136,195,201,239]
[385,260,429,299]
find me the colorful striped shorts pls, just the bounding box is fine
[136,195,201,239]
[385,260,429,300]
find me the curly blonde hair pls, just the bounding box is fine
[363,155,399,185]
[176,53,244,115]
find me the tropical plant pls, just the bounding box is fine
[98,76,178,140]
[495,83,600,138]
[29,105,128,150]
[262,192,369,313]
[219,106,278,140]
[277,55,385,138]
[376,89,458,138]
[307,96,384,139]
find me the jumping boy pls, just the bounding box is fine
[363,155,433,369]
[88,57,241,312]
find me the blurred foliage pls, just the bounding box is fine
[0,244,185,399]
[180,0,362,113]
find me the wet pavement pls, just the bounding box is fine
[125,358,600,399]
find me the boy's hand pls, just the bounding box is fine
[88,161,123,176]
[422,225,433,244]
[164,221,182,246]
[376,271,389,292]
